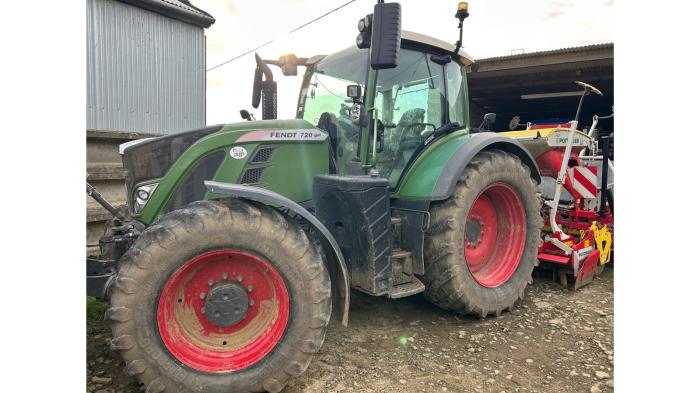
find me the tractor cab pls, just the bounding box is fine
[256,31,475,188]
[298,32,473,186]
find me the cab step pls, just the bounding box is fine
[387,277,425,299]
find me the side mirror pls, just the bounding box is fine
[473,113,496,133]
[252,68,262,108]
[252,53,277,120]
[369,2,401,70]
[347,85,362,101]
[240,109,254,121]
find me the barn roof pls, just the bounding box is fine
[118,0,215,28]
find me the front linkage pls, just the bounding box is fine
[86,182,143,299]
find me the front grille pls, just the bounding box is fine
[240,167,266,185]
[250,147,275,163]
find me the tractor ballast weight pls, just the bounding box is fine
[86,2,548,392]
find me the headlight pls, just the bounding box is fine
[133,183,159,213]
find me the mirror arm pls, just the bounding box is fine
[254,53,274,82]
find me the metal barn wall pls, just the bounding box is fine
[87,0,206,135]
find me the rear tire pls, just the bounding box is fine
[421,150,542,317]
[107,199,331,393]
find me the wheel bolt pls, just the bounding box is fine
[236,275,243,282]
[249,299,255,306]
[222,273,228,281]
[199,292,206,300]
[208,279,214,287]
[247,285,253,292]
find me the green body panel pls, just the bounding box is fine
[391,129,471,200]
[133,119,328,225]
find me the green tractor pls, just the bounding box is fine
[87,2,542,392]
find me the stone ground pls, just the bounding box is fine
[87,267,613,393]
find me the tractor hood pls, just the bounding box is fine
[121,118,328,222]
[121,119,321,192]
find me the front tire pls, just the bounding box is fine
[107,199,331,393]
[421,150,542,317]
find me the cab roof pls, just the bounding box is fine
[401,30,474,65]
[305,30,475,66]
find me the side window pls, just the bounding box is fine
[373,49,447,187]
[445,61,467,125]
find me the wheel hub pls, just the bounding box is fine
[203,282,249,327]
[465,217,483,246]
[157,249,289,373]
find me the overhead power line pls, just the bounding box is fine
[207,0,357,72]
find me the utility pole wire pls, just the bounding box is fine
[207,0,357,72]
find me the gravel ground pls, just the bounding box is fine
[87,267,613,393]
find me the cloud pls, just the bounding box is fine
[546,1,574,19]
[226,2,237,15]
[207,38,226,54]
[207,79,226,89]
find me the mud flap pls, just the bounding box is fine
[574,249,601,290]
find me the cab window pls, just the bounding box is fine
[374,48,448,187]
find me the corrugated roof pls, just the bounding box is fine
[118,0,215,28]
[475,42,613,63]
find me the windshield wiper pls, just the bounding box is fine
[424,122,463,146]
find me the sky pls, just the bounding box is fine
[199,0,614,125]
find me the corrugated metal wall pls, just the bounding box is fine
[87,0,206,135]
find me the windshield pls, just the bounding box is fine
[300,46,368,174]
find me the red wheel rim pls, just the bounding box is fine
[463,183,527,287]
[157,249,289,373]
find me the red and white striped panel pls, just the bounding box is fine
[568,166,598,199]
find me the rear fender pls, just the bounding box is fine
[204,180,350,327]
[432,133,541,200]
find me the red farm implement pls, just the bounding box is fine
[503,82,614,289]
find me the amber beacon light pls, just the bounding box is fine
[456,2,469,19]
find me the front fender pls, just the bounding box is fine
[204,181,350,327]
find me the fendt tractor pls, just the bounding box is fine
[87,2,552,392]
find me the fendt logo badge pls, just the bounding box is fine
[230,146,248,159]
[236,129,328,143]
